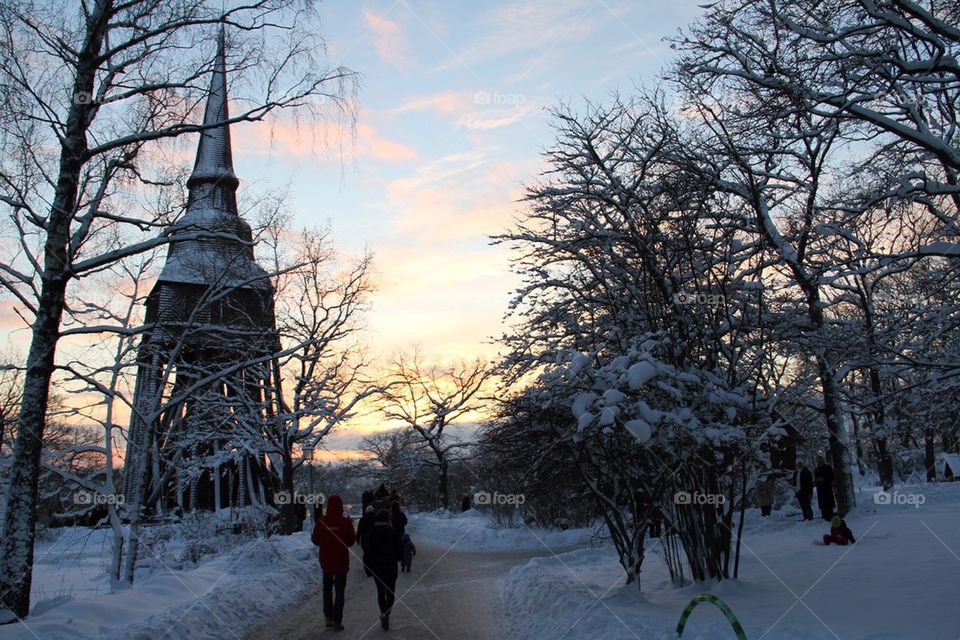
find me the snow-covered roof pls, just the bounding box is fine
[939,453,960,471]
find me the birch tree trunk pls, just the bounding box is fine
[0,0,111,617]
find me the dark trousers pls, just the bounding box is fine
[322,571,347,623]
[760,504,771,517]
[797,493,813,520]
[401,557,412,572]
[372,569,398,616]
[816,485,835,520]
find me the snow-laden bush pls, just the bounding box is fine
[136,507,276,571]
[525,337,763,588]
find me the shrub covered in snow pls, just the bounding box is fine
[500,337,766,589]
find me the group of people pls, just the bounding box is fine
[792,457,837,522]
[310,484,416,632]
[755,457,837,521]
[758,457,856,546]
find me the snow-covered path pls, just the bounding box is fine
[243,540,558,640]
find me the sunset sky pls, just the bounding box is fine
[217,0,703,456]
[238,0,703,362]
[3,1,707,460]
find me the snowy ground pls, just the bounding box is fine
[407,508,599,550]
[0,527,322,640]
[3,485,957,639]
[502,482,960,640]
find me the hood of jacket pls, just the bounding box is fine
[325,495,344,517]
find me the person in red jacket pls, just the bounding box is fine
[822,515,856,546]
[311,494,356,631]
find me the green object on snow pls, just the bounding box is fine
[675,593,747,640]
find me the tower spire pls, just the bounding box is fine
[187,26,238,192]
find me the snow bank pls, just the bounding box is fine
[0,531,321,640]
[504,482,960,639]
[407,509,599,551]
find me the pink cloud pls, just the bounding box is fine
[362,8,410,69]
[392,91,541,131]
[356,123,417,163]
[235,117,416,164]
[392,92,470,116]
[380,152,532,244]
[0,300,27,331]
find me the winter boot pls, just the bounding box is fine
[325,618,334,629]
[380,613,389,630]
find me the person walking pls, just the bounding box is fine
[294,502,307,532]
[311,494,356,631]
[755,474,775,517]
[795,463,814,521]
[373,483,390,510]
[401,533,416,573]
[390,499,408,537]
[364,509,404,630]
[356,504,377,578]
[814,457,836,520]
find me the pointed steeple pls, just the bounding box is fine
[157,26,268,289]
[187,26,239,193]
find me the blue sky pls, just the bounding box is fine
[233,0,705,370]
[231,0,707,456]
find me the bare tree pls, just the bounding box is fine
[0,0,355,618]
[355,428,427,497]
[223,226,379,533]
[0,361,22,452]
[379,352,491,510]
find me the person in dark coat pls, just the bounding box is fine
[311,494,356,630]
[795,463,814,521]
[390,500,408,537]
[294,502,307,532]
[355,505,377,578]
[401,533,416,572]
[372,483,390,512]
[364,509,404,630]
[822,515,856,545]
[814,457,836,520]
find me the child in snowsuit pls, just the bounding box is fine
[822,515,856,546]
[401,533,416,573]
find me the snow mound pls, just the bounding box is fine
[624,419,652,443]
[407,510,598,551]
[0,531,321,640]
[626,361,657,389]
